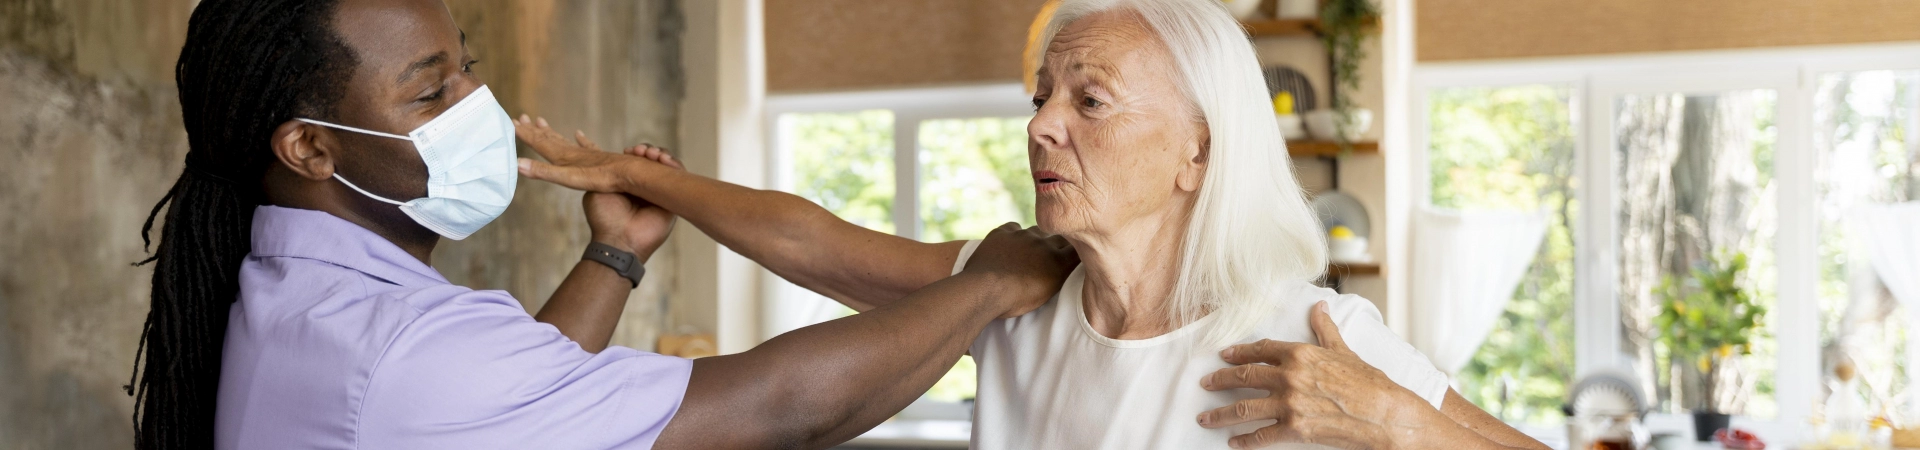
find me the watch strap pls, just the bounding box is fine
[583,242,645,288]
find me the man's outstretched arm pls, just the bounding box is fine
[653,224,1077,449]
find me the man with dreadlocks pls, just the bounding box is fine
[131,0,1079,448]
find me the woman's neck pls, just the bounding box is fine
[1073,206,1193,340]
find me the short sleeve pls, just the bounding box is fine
[1327,295,1451,409]
[951,239,983,276]
[358,289,693,449]
[952,239,993,356]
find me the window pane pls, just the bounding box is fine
[766,110,896,338]
[785,110,897,234]
[1815,70,1917,411]
[918,117,1037,241]
[1428,85,1578,425]
[913,116,1034,404]
[1614,90,1778,418]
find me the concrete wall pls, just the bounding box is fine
[0,1,686,448]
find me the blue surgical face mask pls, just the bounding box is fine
[298,85,517,240]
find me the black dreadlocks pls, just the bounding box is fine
[131,0,356,448]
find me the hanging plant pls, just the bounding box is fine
[1318,0,1379,148]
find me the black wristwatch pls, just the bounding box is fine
[582,242,645,289]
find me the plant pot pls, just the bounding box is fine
[1691,411,1731,442]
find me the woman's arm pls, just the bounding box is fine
[514,116,961,312]
[1196,301,1548,450]
[654,224,1079,449]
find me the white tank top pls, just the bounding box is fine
[953,240,1450,449]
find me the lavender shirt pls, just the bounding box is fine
[215,206,692,449]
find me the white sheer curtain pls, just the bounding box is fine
[1408,207,1549,375]
[1857,202,1920,408]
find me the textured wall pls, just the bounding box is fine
[1418,0,1920,61]
[0,0,685,448]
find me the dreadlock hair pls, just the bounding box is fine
[130,0,356,447]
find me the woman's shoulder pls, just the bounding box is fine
[1246,281,1388,340]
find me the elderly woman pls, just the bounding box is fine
[518,0,1547,448]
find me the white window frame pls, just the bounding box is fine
[760,83,1035,424]
[1409,42,1920,443]
[764,83,1036,242]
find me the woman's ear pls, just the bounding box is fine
[271,120,337,181]
[1175,131,1209,192]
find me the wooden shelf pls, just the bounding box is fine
[1287,140,1378,157]
[1326,262,1380,277]
[1241,18,1319,37]
[1240,17,1380,38]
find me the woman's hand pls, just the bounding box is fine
[1196,301,1436,449]
[513,115,681,194]
[964,223,1079,319]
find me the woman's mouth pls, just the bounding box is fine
[1033,170,1066,193]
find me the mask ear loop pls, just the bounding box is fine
[333,174,407,206]
[295,118,412,140]
[294,118,416,206]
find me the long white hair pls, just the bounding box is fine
[1037,0,1328,347]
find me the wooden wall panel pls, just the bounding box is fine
[766,0,1050,92]
[1418,0,1920,61]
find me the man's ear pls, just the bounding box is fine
[271,120,336,181]
[1174,131,1209,193]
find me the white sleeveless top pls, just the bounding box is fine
[954,240,1449,449]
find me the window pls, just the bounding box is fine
[1613,90,1778,418]
[1427,85,1578,425]
[1814,70,1918,411]
[1414,43,1920,442]
[766,85,1035,412]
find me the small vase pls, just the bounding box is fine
[1691,411,1731,442]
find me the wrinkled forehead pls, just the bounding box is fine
[1037,9,1174,83]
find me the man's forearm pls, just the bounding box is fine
[658,271,1031,449]
[534,258,632,353]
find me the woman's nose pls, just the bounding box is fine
[1028,103,1070,150]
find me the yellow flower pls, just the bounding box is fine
[1697,355,1711,372]
[1673,302,1687,315]
[1718,345,1734,359]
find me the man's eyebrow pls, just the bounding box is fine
[397,51,448,85]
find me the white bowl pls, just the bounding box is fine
[1304,109,1373,142]
[1277,0,1318,18]
[1276,114,1307,140]
[1221,0,1264,20]
[1330,237,1371,263]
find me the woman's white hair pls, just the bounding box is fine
[1037,0,1328,347]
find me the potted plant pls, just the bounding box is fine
[1653,253,1767,442]
[1313,0,1378,150]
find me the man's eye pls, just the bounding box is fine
[1082,96,1102,108]
[462,59,479,73]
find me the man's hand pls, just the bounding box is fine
[584,144,683,257]
[962,223,1079,318]
[514,115,675,194]
[1196,301,1426,449]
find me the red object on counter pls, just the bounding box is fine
[1714,428,1766,450]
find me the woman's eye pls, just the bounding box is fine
[1081,96,1103,108]
[1031,97,1047,111]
